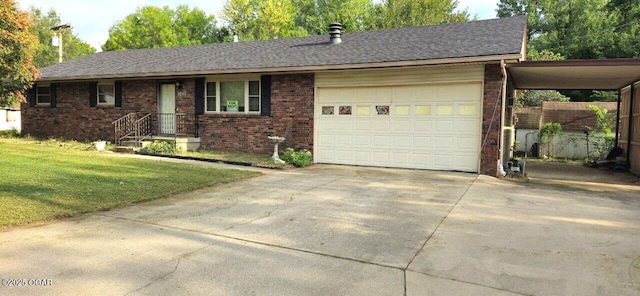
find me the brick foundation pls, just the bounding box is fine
[480,64,503,177]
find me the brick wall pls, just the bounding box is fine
[22,80,157,141]
[21,75,314,153]
[198,74,315,153]
[480,64,503,177]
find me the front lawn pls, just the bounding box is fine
[0,137,260,228]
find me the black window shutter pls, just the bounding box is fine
[194,77,205,115]
[89,82,97,107]
[114,81,123,107]
[50,83,57,107]
[27,84,37,107]
[260,75,271,116]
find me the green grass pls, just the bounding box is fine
[0,137,260,228]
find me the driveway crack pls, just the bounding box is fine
[124,244,213,295]
[404,175,479,270]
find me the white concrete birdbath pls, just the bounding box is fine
[268,136,286,164]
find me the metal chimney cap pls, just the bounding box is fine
[329,23,342,45]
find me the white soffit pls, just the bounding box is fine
[507,59,640,90]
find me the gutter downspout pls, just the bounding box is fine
[615,90,621,145]
[627,83,636,163]
[499,60,508,176]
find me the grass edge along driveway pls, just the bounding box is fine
[0,138,260,229]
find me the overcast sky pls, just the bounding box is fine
[17,0,499,51]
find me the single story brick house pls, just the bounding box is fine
[22,16,528,176]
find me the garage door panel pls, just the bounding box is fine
[455,83,482,98]
[454,118,480,132]
[318,149,337,162]
[392,135,411,149]
[354,150,371,162]
[317,82,481,172]
[354,135,370,147]
[336,150,353,162]
[319,134,336,145]
[414,120,432,132]
[456,137,478,151]
[413,153,431,166]
[435,120,455,132]
[455,155,478,171]
[433,154,453,167]
[413,136,432,149]
[434,136,454,149]
[373,120,391,131]
[337,121,354,132]
[392,119,412,132]
[391,152,411,166]
[373,135,390,148]
[318,119,336,132]
[336,135,353,146]
[371,151,390,163]
[354,119,371,132]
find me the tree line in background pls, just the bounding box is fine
[2,0,640,107]
[498,0,640,104]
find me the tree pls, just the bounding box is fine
[292,0,374,34]
[0,0,39,107]
[223,0,307,40]
[29,7,95,68]
[497,0,637,59]
[103,5,223,51]
[540,122,563,157]
[371,0,470,29]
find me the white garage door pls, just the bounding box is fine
[316,82,482,172]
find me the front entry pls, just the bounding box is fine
[158,84,176,135]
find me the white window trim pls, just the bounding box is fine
[97,80,115,106]
[36,83,51,106]
[205,77,260,114]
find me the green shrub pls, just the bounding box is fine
[0,129,20,138]
[142,140,180,155]
[281,148,312,167]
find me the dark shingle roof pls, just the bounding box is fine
[39,16,526,81]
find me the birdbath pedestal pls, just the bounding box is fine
[268,136,286,164]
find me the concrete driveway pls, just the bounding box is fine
[1,163,639,295]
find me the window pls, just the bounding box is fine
[36,85,51,105]
[205,79,260,113]
[322,106,334,115]
[395,105,410,116]
[98,82,115,105]
[357,106,370,116]
[415,105,431,116]
[339,106,352,115]
[436,105,453,116]
[206,82,216,112]
[6,110,18,122]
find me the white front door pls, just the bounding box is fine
[158,84,176,135]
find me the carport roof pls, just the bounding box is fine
[506,59,640,90]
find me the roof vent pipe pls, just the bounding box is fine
[329,23,342,44]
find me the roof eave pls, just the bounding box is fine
[36,53,523,82]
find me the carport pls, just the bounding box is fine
[506,59,640,174]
